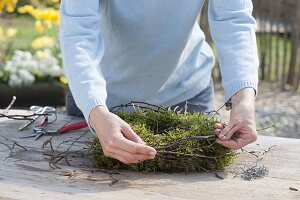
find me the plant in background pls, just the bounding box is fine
[0,26,18,59]
[18,3,60,33]
[1,48,65,87]
[0,0,60,17]
[31,36,55,49]
[0,0,18,13]
[0,1,67,88]
[0,26,18,73]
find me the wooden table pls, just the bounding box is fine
[0,110,299,200]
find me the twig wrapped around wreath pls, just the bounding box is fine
[90,102,235,172]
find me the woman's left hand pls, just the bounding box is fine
[214,88,257,150]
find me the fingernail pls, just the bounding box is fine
[149,151,156,156]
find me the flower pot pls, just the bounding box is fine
[0,83,67,108]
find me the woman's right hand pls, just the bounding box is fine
[89,106,157,164]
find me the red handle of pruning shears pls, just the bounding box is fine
[57,121,88,134]
[36,116,49,128]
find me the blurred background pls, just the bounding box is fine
[0,0,299,138]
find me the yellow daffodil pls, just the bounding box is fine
[34,20,45,33]
[18,5,60,32]
[0,26,4,42]
[36,50,49,60]
[17,5,34,14]
[0,0,18,13]
[52,0,60,3]
[59,76,68,85]
[3,2,60,35]
[31,36,54,49]
[6,28,18,38]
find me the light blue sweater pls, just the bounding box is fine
[59,0,259,122]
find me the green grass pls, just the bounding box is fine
[1,15,59,51]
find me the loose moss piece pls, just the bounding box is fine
[91,107,235,172]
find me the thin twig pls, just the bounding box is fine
[208,102,226,121]
[214,173,225,180]
[0,135,27,161]
[262,145,277,155]
[0,135,27,151]
[256,124,275,132]
[156,150,233,160]
[155,135,216,151]
[44,131,90,169]
[110,101,167,113]
[0,112,52,120]
[2,96,16,114]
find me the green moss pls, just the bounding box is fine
[91,107,235,172]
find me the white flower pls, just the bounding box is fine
[14,50,33,61]
[49,65,63,76]
[23,60,39,74]
[18,69,35,86]
[7,69,35,87]
[4,61,17,73]
[34,48,63,77]
[4,49,64,87]
[36,50,49,60]
[8,74,22,87]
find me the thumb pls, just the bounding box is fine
[218,119,240,140]
[122,125,146,145]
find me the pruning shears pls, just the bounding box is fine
[19,106,56,131]
[20,121,88,140]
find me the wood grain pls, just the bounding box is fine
[0,110,299,200]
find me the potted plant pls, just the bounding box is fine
[0,34,67,107]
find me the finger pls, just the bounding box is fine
[107,152,127,164]
[112,137,156,156]
[218,119,240,140]
[122,125,146,144]
[214,123,224,129]
[214,128,222,136]
[217,137,249,150]
[110,148,155,164]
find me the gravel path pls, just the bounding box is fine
[214,83,300,139]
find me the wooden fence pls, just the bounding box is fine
[200,0,300,90]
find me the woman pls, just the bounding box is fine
[60,0,258,164]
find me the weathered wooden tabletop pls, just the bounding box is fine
[0,110,299,200]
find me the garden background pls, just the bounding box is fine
[0,0,299,139]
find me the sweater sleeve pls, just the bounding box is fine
[208,0,259,102]
[59,0,107,124]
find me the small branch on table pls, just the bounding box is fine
[1,96,16,115]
